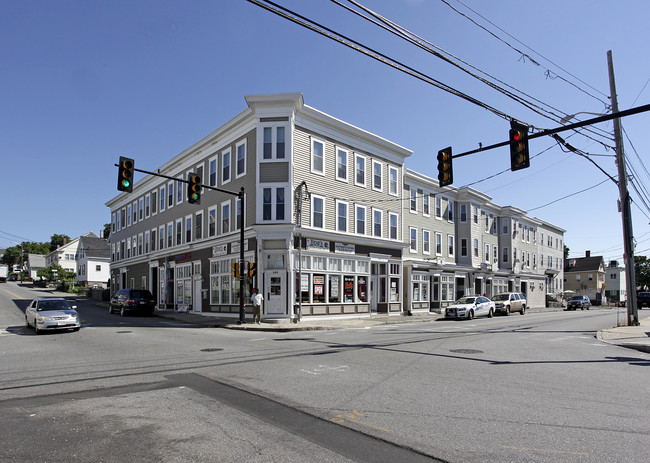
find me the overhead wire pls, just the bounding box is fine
[526,178,610,212]
[335,0,614,148]
[245,0,511,120]
[442,0,610,104]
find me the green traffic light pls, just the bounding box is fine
[122,179,131,188]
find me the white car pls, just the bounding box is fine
[445,296,495,320]
[25,297,80,334]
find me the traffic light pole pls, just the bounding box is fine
[608,50,639,326]
[116,163,247,323]
[449,103,650,160]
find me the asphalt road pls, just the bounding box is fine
[1,282,648,462]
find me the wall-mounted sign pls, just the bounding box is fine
[212,245,227,257]
[231,240,249,254]
[335,242,355,254]
[175,253,191,263]
[307,238,329,252]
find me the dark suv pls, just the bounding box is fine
[637,292,650,308]
[109,289,156,316]
[567,295,591,310]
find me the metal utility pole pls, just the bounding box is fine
[608,50,639,326]
[238,187,246,324]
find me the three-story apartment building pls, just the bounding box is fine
[107,93,564,320]
[106,93,411,320]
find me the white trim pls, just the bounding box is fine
[335,146,349,183]
[311,137,325,176]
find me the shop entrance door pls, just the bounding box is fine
[265,271,285,315]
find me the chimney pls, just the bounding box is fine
[585,250,591,258]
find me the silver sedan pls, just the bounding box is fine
[25,297,80,334]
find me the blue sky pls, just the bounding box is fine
[1,0,649,264]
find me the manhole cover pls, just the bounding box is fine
[201,348,224,352]
[449,349,483,354]
[116,330,132,334]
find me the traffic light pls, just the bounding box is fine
[509,121,530,171]
[248,262,256,279]
[231,263,239,278]
[437,147,453,187]
[117,156,134,193]
[187,173,201,204]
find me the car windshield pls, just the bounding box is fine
[492,294,509,301]
[569,296,583,301]
[38,300,71,311]
[455,297,476,304]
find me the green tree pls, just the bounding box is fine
[103,223,111,239]
[50,234,71,252]
[564,244,569,260]
[634,256,650,290]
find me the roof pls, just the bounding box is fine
[78,236,110,259]
[564,256,604,273]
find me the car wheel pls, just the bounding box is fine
[34,323,40,335]
[488,309,494,318]
[520,306,526,315]
[108,305,114,314]
[505,306,510,316]
[467,310,474,320]
[25,316,31,328]
[72,327,80,332]
[120,306,126,317]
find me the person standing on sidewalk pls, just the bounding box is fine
[251,288,263,324]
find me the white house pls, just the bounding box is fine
[76,234,111,288]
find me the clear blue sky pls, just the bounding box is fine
[2,0,649,264]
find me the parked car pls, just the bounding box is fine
[636,292,650,308]
[109,289,156,316]
[567,295,591,310]
[493,292,527,315]
[25,297,80,334]
[445,295,495,320]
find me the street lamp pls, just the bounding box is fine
[560,111,607,124]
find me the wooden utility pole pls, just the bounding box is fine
[608,50,639,326]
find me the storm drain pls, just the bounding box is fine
[201,348,224,352]
[449,348,483,354]
[116,331,132,334]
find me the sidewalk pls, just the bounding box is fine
[597,314,650,354]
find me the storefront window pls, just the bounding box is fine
[390,277,399,302]
[344,275,355,303]
[313,274,325,303]
[329,275,341,303]
[221,275,230,304]
[358,276,367,302]
[296,273,310,303]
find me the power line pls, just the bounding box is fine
[526,178,610,212]
[442,0,610,103]
[245,0,514,120]
[333,0,614,147]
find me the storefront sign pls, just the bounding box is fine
[307,238,329,252]
[335,242,355,254]
[231,240,249,254]
[175,252,191,263]
[212,245,227,257]
[301,273,309,291]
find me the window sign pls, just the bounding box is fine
[344,275,355,303]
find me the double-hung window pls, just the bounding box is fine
[336,200,348,232]
[410,188,417,213]
[388,166,398,196]
[435,197,442,219]
[448,235,455,257]
[423,230,431,255]
[436,233,442,255]
[336,147,348,182]
[410,227,417,252]
[209,157,217,187]
[372,208,383,237]
[208,208,217,237]
[262,187,285,222]
[355,154,366,186]
[311,138,325,175]
[221,201,230,234]
[423,194,429,216]
[236,140,246,178]
[263,126,286,159]
[389,212,398,240]
[222,149,231,184]
[372,160,382,191]
[356,205,366,234]
[312,195,324,228]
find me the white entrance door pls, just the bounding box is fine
[265,271,285,315]
[370,276,378,313]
